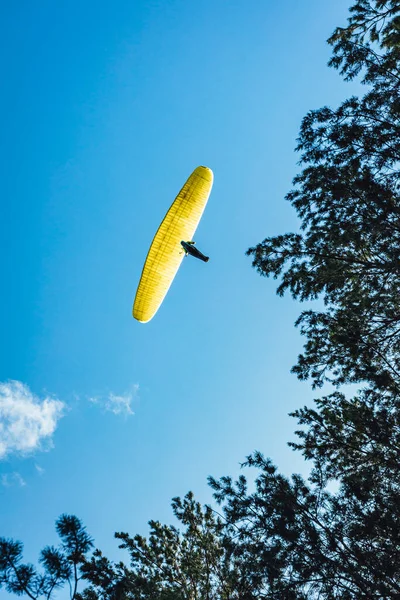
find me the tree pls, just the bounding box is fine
[209,448,400,599]
[0,495,259,600]
[247,0,400,391]
[80,437,400,598]
[0,515,92,599]
[81,492,262,600]
[77,492,258,600]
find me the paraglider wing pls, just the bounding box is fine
[133,166,213,323]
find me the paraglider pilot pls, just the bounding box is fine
[181,241,209,262]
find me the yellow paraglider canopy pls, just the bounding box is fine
[133,166,213,323]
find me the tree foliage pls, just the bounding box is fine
[248,0,400,391]
[77,492,257,600]
[0,515,92,599]
[209,450,400,598]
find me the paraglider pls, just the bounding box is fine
[133,166,213,323]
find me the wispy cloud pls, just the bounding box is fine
[1,472,26,487]
[35,463,45,475]
[89,385,139,417]
[0,381,65,459]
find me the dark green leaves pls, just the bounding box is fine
[248,1,400,392]
[0,516,92,600]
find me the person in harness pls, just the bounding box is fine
[180,241,209,262]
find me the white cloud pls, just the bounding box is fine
[89,385,139,417]
[0,381,65,459]
[1,472,26,487]
[35,463,45,475]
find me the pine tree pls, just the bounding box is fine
[0,515,92,599]
[248,0,400,391]
[77,492,257,600]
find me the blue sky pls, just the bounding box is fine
[1,0,360,591]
